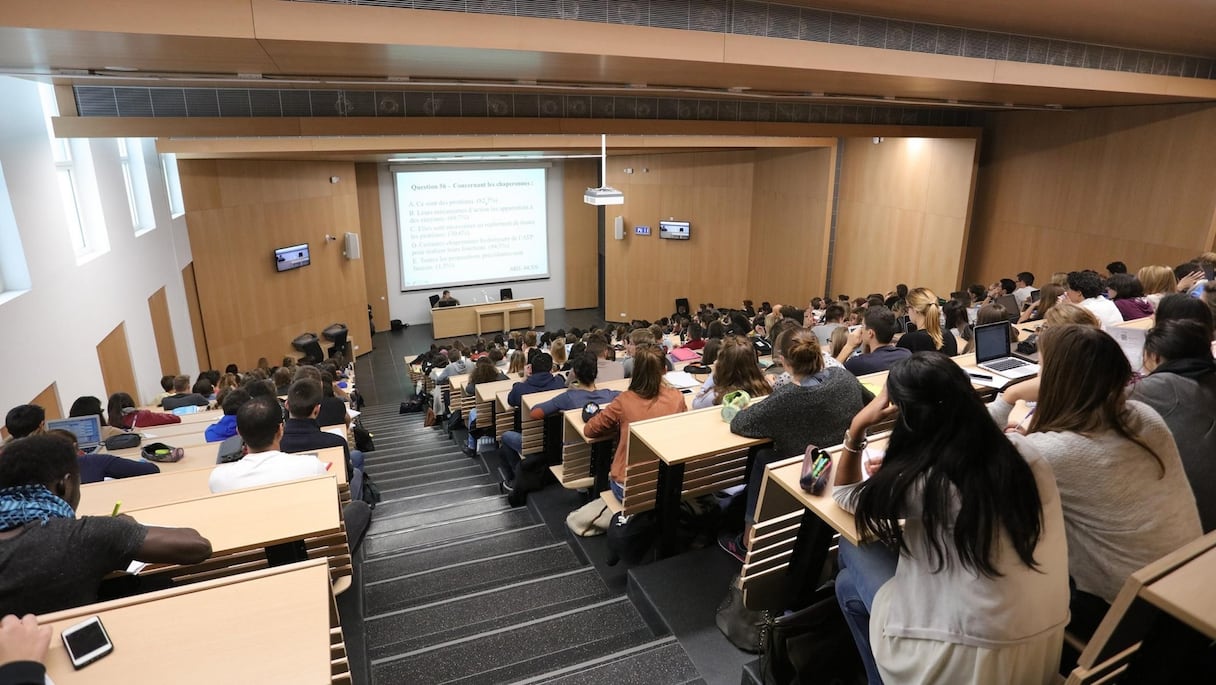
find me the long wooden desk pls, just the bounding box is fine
[38,559,343,685]
[430,297,545,338]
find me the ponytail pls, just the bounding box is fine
[908,288,945,350]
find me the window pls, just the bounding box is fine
[38,83,108,261]
[161,152,185,217]
[0,162,32,304]
[119,138,156,234]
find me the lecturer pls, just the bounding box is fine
[437,290,460,307]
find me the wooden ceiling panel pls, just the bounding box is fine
[0,27,278,74]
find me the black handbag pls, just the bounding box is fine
[715,575,766,653]
[759,583,863,685]
[103,432,141,450]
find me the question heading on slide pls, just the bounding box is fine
[396,168,549,290]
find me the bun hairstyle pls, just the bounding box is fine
[906,287,945,350]
[785,329,825,376]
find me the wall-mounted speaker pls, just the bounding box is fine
[343,232,362,260]
[614,216,625,241]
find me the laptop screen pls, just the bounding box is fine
[973,322,1011,364]
[994,294,1020,321]
[46,415,103,449]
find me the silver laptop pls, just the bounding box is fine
[973,322,1040,380]
[46,415,103,453]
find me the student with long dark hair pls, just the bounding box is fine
[990,324,1201,633]
[834,353,1068,684]
[105,393,180,430]
[691,335,772,409]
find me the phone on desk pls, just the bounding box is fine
[62,616,114,669]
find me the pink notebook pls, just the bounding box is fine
[669,347,700,362]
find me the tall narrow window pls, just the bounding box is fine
[119,138,156,234]
[161,152,185,217]
[38,83,108,261]
[0,162,33,305]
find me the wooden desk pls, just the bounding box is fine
[475,301,537,335]
[430,297,545,338]
[107,442,218,473]
[39,559,342,685]
[1115,316,1154,331]
[78,447,347,516]
[1139,545,1216,640]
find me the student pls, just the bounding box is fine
[0,613,51,685]
[106,393,181,430]
[681,322,707,351]
[812,304,846,348]
[2,406,43,443]
[692,335,772,409]
[507,350,527,375]
[47,428,159,484]
[192,377,215,403]
[314,372,352,429]
[67,395,125,441]
[0,435,211,616]
[505,352,567,409]
[272,367,294,396]
[160,375,210,411]
[897,288,957,355]
[942,298,971,351]
[204,388,249,443]
[208,397,329,493]
[460,358,510,455]
[700,338,722,366]
[963,303,1020,354]
[278,379,359,481]
[836,307,912,376]
[722,330,872,561]
[1106,260,1128,276]
[1132,320,1216,532]
[833,354,1068,685]
[549,340,570,372]
[990,325,1202,633]
[1041,302,1101,329]
[1012,271,1036,308]
[1018,283,1065,323]
[1107,273,1154,321]
[585,340,624,382]
[150,375,175,408]
[584,346,686,502]
[1154,292,1215,337]
[1065,270,1122,329]
[437,289,459,306]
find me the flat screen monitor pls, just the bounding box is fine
[274,244,310,272]
[659,220,690,240]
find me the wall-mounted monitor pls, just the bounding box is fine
[659,220,690,240]
[274,243,310,272]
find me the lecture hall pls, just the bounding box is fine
[1,1,1215,683]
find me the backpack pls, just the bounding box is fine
[605,510,657,566]
[352,421,375,452]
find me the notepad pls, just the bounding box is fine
[1110,327,1147,374]
[669,347,700,362]
[663,371,701,389]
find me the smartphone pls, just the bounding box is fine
[62,616,114,669]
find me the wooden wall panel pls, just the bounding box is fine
[0,383,63,440]
[179,160,370,370]
[564,159,600,310]
[96,323,138,403]
[181,263,210,372]
[746,147,835,306]
[355,163,389,331]
[833,137,978,299]
[964,103,1216,287]
[604,151,755,322]
[147,286,179,377]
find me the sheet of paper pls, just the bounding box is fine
[1110,327,1147,374]
[346,407,361,419]
[663,371,700,389]
[126,560,149,575]
[323,426,347,439]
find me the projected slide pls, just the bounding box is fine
[395,167,549,290]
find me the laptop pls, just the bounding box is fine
[994,294,1021,322]
[973,321,1040,380]
[46,415,104,454]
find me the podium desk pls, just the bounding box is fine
[431,297,545,338]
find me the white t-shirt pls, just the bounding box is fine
[1079,296,1124,330]
[1012,286,1036,309]
[208,450,329,493]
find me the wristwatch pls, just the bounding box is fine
[844,430,868,452]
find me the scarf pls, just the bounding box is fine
[0,485,76,531]
[1153,357,1216,381]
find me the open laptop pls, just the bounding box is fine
[46,415,103,454]
[994,294,1021,322]
[973,321,1040,380]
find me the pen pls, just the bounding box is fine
[111,501,122,517]
[968,372,993,381]
[1015,407,1037,433]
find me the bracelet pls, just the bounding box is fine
[843,429,868,452]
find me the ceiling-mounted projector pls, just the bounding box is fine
[584,186,624,205]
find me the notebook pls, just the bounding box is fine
[973,321,1040,380]
[669,347,700,362]
[46,415,103,453]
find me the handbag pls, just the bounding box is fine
[720,390,751,422]
[103,432,141,450]
[565,499,612,537]
[759,583,862,685]
[424,407,438,427]
[715,575,766,653]
[798,445,832,495]
[141,442,184,463]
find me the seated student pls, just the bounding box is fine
[150,375,175,408]
[761,318,802,380]
[1012,271,1037,308]
[192,377,215,403]
[2,406,44,444]
[1018,283,1065,323]
[836,307,912,376]
[722,330,872,561]
[1107,273,1155,321]
[106,393,181,430]
[460,358,510,456]
[1042,301,1101,329]
[208,397,329,493]
[1107,260,1128,276]
[437,289,460,306]
[507,350,527,375]
[498,353,621,487]
[272,367,294,396]
[1065,270,1122,329]
[681,322,707,351]
[47,429,159,484]
[942,298,971,351]
[0,435,211,616]
[963,303,1020,354]
[506,353,567,408]
[67,396,124,441]
[812,304,846,348]
[834,354,1068,685]
[987,277,1017,304]
[897,288,958,356]
[1138,264,1180,309]
[160,375,210,411]
[584,346,686,502]
[1155,292,1215,337]
[279,379,360,481]
[990,325,1202,634]
[549,341,570,373]
[1132,320,1216,532]
[700,338,722,366]
[204,387,249,443]
[692,335,773,409]
[883,283,909,309]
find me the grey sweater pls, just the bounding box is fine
[1130,371,1216,532]
[989,397,1202,602]
[730,367,873,457]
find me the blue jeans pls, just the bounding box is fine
[835,540,899,685]
[610,479,625,502]
[349,449,364,472]
[465,409,479,449]
[500,431,523,479]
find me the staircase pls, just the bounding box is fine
[353,402,705,685]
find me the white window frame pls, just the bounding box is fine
[0,161,33,306]
[119,138,156,235]
[161,152,185,218]
[38,83,109,262]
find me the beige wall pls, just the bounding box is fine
[964,103,1216,287]
[833,137,979,299]
[563,159,600,311]
[179,159,370,369]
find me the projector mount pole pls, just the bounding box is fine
[600,133,607,187]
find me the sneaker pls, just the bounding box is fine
[718,532,747,563]
[461,446,478,458]
[499,480,515,495]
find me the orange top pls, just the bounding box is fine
[583,385,688,485]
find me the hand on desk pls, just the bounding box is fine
[0,614,50,667]
[1000,377,1040,406]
